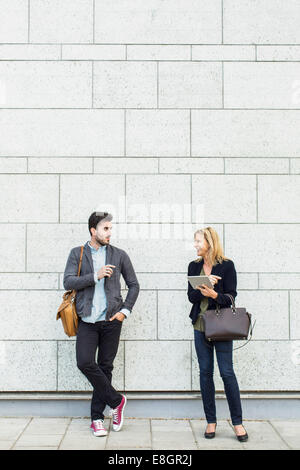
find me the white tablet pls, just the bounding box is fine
[188,275,213,290]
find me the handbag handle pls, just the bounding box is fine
[224,293,236,311]
[216,293,236,313]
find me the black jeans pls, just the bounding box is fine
[194,330,243,426]
[76,318,123,421]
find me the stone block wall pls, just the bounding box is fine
[0,1,299,393]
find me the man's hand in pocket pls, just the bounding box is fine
[109,312,126,322]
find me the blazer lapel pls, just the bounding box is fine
[83,241,94,272]
[105,244,112,266]
[83,241,112,273]
[211,264,218,275]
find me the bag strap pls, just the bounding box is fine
[77,246,84,276]
[233,315,256,351]
[223,293,257,350]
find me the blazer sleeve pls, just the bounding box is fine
[215,260,237,307]
[120,251,140,312]
[63,248,95,291]
[187,262,205,304]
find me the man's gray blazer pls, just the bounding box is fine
[63,241,140,321]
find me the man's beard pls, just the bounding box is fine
[95,234,109,246]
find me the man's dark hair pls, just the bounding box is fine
[88,211,113,235]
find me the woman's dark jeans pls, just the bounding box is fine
[194,330,243,425]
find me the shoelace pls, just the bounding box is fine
[112,406,120,423]
[93,419,105,430]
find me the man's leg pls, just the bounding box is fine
[76,320,122,420]
[90,319,123,421]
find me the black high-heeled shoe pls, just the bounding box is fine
[235,425,248,442]
[204,423,217,439]
[236,432,248,442]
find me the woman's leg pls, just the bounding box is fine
[194,330,216,424]
[215,341,243,426]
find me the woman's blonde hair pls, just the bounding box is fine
[194,226,229,266]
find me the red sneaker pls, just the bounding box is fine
[112,395,127,432]
[90,419,108,437]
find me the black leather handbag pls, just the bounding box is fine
[202,294,255,349]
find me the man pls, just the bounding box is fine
[63,211,139,436]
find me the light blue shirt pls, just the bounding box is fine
[82,242,130,324]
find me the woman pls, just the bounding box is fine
[187,226,248,442]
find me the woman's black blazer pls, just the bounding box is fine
[187,258,237,325]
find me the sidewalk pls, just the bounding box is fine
[0,417,298,450]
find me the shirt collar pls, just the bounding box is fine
[88,241,107,252]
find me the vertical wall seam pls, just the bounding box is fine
[221,0,224,44]
[190,174,193,221]
[25,223,27,272]
[156,290,158,340]
[124,173,127,222]
[124,109,126,156]
[222,61,224,108]
[58,174,61,223]
[288,290,291,340]
[256,174,259,223]
[93,0,95,44]
[157,61,159,108]
[91,60,94,108]
[28,0,30,43]
[189,109,192,156]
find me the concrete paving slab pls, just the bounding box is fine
[22,417,70,435]
[269,420,300,450]
[59,437,107,450]
[14,446,58,450]
[151,419,198,450]
[106,418,151,450]
[13,433,63,448]
[0,417,30,441]
[59,417,109,450]
[0,417,297,450]
[236,421,289,450]
[190,419,243,450]
[0,441,15,450]
[64,417,90,431]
